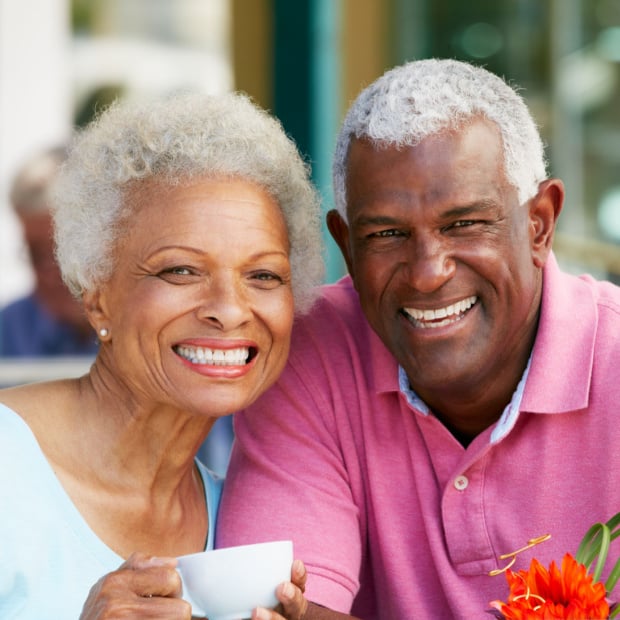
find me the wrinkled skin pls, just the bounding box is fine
[79,553,189,619]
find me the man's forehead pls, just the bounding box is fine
[348,117,502,157]
[344,122,513,221]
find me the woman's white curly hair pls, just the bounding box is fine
[333,58,548,220]
[53,91,324,313]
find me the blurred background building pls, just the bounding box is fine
[3,0,620,302]
[1,0,620,468]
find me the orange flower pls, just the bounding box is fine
[489,553,610,619]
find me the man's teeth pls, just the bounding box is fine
[175,345,250,365]
[403,296,477,328]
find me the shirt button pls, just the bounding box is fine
[454,475,469,491]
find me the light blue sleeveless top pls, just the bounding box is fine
[0,403,222,619]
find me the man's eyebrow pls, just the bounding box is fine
[352,200,499,226]
[351,214,403,227]
[440,200,499,218]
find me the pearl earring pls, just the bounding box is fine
[99,327,109,338]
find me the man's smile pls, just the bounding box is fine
[401,295,477,329]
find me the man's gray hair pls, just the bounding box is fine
[53,91,324,313]
[10,145,66,215]
[333,58,547,219]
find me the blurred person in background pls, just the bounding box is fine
[0,145,99,357]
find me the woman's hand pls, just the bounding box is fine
[79,552,192,619]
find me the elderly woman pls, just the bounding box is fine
[0,92,323,619]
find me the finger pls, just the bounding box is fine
[88,563,183,603]
[290,559,307,594]
[81,589,192,620]
[252,605,290,620]
[116,554,183,599]
[133,595,193,618]
[128,565,183,599]
[124,552,178,571]
[274,581,308,620]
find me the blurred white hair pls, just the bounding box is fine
[10,145,67,215]
[332,58,547,219]
[53,91,324,313]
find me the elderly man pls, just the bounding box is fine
[217,59,620,619]
[1,146,98,357]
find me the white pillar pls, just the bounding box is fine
[0,0,71,304]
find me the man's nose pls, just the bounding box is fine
[404,236,456,293]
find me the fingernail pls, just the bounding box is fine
[147,556,175,567]
[281,581,295,599]
[254,607,270,620]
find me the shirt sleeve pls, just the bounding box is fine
[216,320,363,613]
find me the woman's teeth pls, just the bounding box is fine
[174,345,250,365]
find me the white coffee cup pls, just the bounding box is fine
[177,540,293,619]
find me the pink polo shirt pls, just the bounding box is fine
[217,253,620,619]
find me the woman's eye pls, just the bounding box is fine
[162,266,195,276]
[253,271,282,282]
[156,266,197,283]
[250,271,286,288]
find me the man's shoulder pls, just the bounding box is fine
[303,275,361,314]
[545,256,620,319]
[293,276,368,337]
[565,270,620,322]
[289,277,374,360]
[587,275,620,309]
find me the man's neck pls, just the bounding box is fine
[400,353,533,446]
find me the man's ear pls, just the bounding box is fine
[530,178,564,268]
[326,209,355,277]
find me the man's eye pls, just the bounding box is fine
[443,220,480,231]
[370,229,401,238]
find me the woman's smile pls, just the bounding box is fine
[173,344,252,366]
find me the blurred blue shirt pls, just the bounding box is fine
[0,294,99,357]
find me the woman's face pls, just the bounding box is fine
[90,177,294,417]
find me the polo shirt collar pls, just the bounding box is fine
[520,252,595,413]
[398,360,532,444]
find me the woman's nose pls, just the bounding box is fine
[196,276,252,330]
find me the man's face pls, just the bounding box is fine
[20,211,89,330]
[333,120,553,405]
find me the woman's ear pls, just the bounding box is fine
[82,289,110,335]
[326,209,355,277]
[530,178,564,268]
